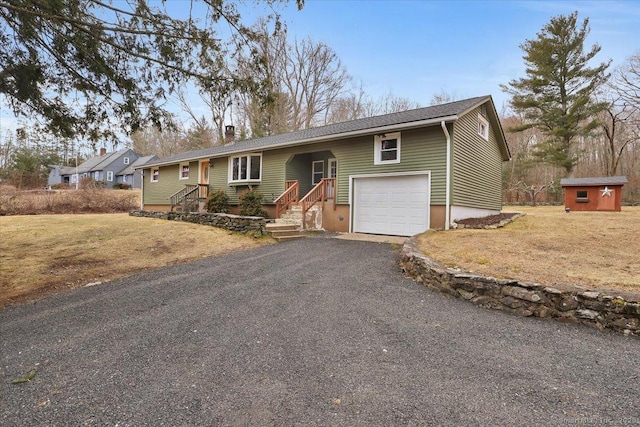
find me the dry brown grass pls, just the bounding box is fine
[0,185,140,215]
[0,214,273,307]
[417,206,640,293]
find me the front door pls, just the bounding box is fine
[199,160,210,199]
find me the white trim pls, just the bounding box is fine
[328,158,337,178]
[150,167,159,183]
[144,116,459,167]
[441,121,451,230]
[477,114,489,141]
[312,160,324,185]
[374,132,401,165]
[228,153,262,184]
[179,162,190,180]
[348,171,431,234]
[123,157,130,165]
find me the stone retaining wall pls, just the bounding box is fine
[400,238,640,336]
[129,210,267,237]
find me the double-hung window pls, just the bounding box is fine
[179,162,190,180]
[151,168,159,182]
[106,171,114,182]
[229,154,262,183]
[478,114,489,140]
[374,132,401,165]
[312,161,324,185]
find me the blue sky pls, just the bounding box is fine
[269,0,640,112]
[1,0,639,135]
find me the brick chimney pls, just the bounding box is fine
[224,125,235,144]
[99,147,107,156]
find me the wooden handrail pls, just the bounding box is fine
[300,178,335,228]
[274,180,299,218]
[169,184,206,212]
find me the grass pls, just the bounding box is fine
[0,214,273,307]
[417,206,640,293]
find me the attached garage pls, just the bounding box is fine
[351,172,430,236]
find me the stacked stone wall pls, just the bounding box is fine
[129,210,267,237]
[400,238,639,336]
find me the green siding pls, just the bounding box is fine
[143,161,199,205]
[147,127,449,207]
[451,106,503,210]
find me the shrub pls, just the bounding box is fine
[238,189,267,217]
[205,189,230,213]
[121,183,131,190]
[51,183,71,190]
[112,183,123,189]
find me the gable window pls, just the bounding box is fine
[312,160,324,185]
[151,168,159,182]
[179,162,190,180]
[106,171,114,182]
[229,154,262,183]
[123,157,130,165]
[374,132,401,165]
[478,114,489,141]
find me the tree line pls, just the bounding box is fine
[0,3,638,202]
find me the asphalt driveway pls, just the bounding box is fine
[1,238,638,426]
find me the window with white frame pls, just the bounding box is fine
[229,154,262,183]
[312,160,324,185]
[151,168,159,182]
[123,157,130,165]
[477,114,489,141]
[374,132,401,165]
[179,162,190,179]
[106,171,114,182]
[123,175,128,183]
[94,171,100,180]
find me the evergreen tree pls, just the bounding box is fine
[502,12,610,175]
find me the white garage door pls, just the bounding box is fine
[352,174,430,236]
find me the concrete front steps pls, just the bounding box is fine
[265,222,306,242]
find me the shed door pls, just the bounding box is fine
[352,174,429,236]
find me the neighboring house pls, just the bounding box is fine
[53,148,144,189]
[140,95,511,236]
[560,176,627,212]
[47,165,76,187]
[116,155,158,188]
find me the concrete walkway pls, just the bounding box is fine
[332,232,408,245]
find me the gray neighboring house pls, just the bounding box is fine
[50,148,144,189]
[116,155,158,188]
[47,165,77,187]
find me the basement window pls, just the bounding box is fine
[374,132,401,165]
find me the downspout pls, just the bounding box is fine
[441,121,451,230]
[139,169,144,210]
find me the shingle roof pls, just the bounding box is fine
[145,95,493,167]
[77,149,127,173]
[560,176,628,187]
[119,155,157,175]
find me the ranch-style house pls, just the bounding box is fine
[138,95,510,236]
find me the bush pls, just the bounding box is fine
[51,183,71,190]
[239,189,267,217]
[205,189,230,213]
[112,183,130,190]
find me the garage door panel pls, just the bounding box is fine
[353,174,429,237]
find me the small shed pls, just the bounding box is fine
[560,176,628,212]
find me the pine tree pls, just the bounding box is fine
[502,12,610,175]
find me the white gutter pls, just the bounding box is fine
[143,115,460,168]
[139,169,144,210]
[441,121,451,230]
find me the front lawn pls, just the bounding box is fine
[417,206,640,293]
[0,214,273,307]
